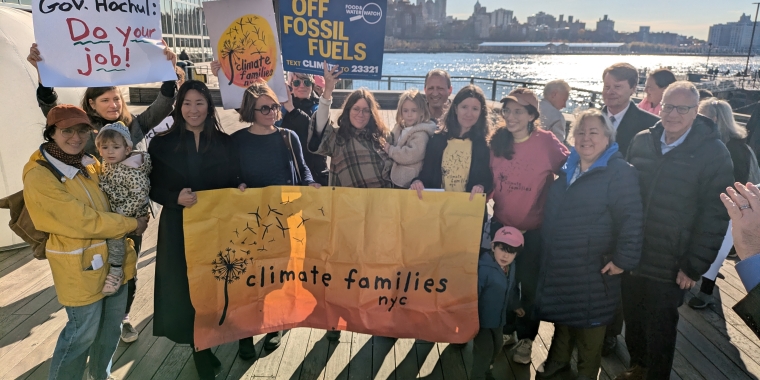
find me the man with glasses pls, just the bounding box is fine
[280,72,329,185]
[617,81,733,380]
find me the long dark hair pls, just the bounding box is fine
[441,85,490,142]
[81,86,133,126]
[165,80,225,152]
[336,88,388,145]
[490,99,540,160]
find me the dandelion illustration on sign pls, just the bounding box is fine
[212,248,249,325]
[203,0,288,109]
[218,15,278,88]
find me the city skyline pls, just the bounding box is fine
[449,0,753,40]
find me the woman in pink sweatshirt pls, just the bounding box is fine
[488,88,569,364]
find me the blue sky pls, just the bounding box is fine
[447,0,753,39]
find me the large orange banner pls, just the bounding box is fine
[184,187,484,351]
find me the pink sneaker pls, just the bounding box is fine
[102,271,123,296]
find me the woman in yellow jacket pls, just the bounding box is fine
[22,105,148,380]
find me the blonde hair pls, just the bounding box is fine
[395,89,431,127]
[568,108,616,147]
[699,97,747,143]
[95,128,129,148]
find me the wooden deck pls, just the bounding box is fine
[1,107,759,380]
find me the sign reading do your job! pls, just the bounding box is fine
[31,0,177,87]
[279,0,388,80]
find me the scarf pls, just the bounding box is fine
[42,141,90,178]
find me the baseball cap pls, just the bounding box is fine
[313,75,326,88]
[501,88,539,110]
[46,105,92,130]
[492,226,524,247]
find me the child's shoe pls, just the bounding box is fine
[102,271,123,296]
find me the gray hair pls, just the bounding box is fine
[543,79,571,98]
[568,108,616,147]
[699,97,747,143]
[663,81,699,106]
[287,72,314,84]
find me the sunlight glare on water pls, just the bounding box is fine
[381,53,757,92]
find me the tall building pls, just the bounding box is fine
[1,0,212,61]
[639,26,651,43]
[595,14,615,41]
[527,12,557,28]
[491,8,513,28]
[708,14,760,52]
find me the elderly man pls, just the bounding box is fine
[601,63,659,156]
[424,69,453,124]
[618,81,733,380]
[539,79,571,142]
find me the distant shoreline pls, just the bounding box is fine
[384,49,749,57]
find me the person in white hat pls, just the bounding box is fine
[95,121,152,296]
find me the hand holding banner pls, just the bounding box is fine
[32,0,176,87]
[184,187,483,351]
[279,0,388,80]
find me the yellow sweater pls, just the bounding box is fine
[22,150,138,307]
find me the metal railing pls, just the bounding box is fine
[338,75,603,112]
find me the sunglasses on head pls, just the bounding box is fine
[292,79,313,87]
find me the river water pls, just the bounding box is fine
[378,53,756,93]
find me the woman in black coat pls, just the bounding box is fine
[148,81,241,380]
[535,109,643,380]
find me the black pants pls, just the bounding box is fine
[125,234,142,316]
[489,220,541,341]
[472,327,503,380]
[699,277,716,294]
[622,274,685,379]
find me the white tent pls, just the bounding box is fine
[0,6,85,249]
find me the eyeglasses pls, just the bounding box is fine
[254,105,281,115]
[351,107,371,115]
[504,245,521,254]
[661,104,697,115]
[500,108,526,116]
[292,79,313,87]
[60,127,92,138]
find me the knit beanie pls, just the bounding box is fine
[100,121,133,148]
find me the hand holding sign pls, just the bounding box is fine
[321,61,341,100]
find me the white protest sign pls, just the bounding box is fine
[32,0,177,87]
[203,0,288,109]
[143,115,172,147]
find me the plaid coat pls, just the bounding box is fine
[309,116,393,188]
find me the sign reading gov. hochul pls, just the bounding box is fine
[279,0,387,79]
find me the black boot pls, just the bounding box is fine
[264,331,282,350]
[192,349,221,380]
[239,337,256,360]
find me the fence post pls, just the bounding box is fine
[470,76,475,84]
[387,76,392,90]
[491,80,497,101]
[590,93,597,109]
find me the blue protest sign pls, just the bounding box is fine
[279,0,387,80]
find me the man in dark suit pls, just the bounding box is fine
[601,63,660,157]
[721,182,760,340]
[599,63,660,357]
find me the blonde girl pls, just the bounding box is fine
[383,89,438,188]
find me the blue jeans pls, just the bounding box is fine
[48,285,127,380]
